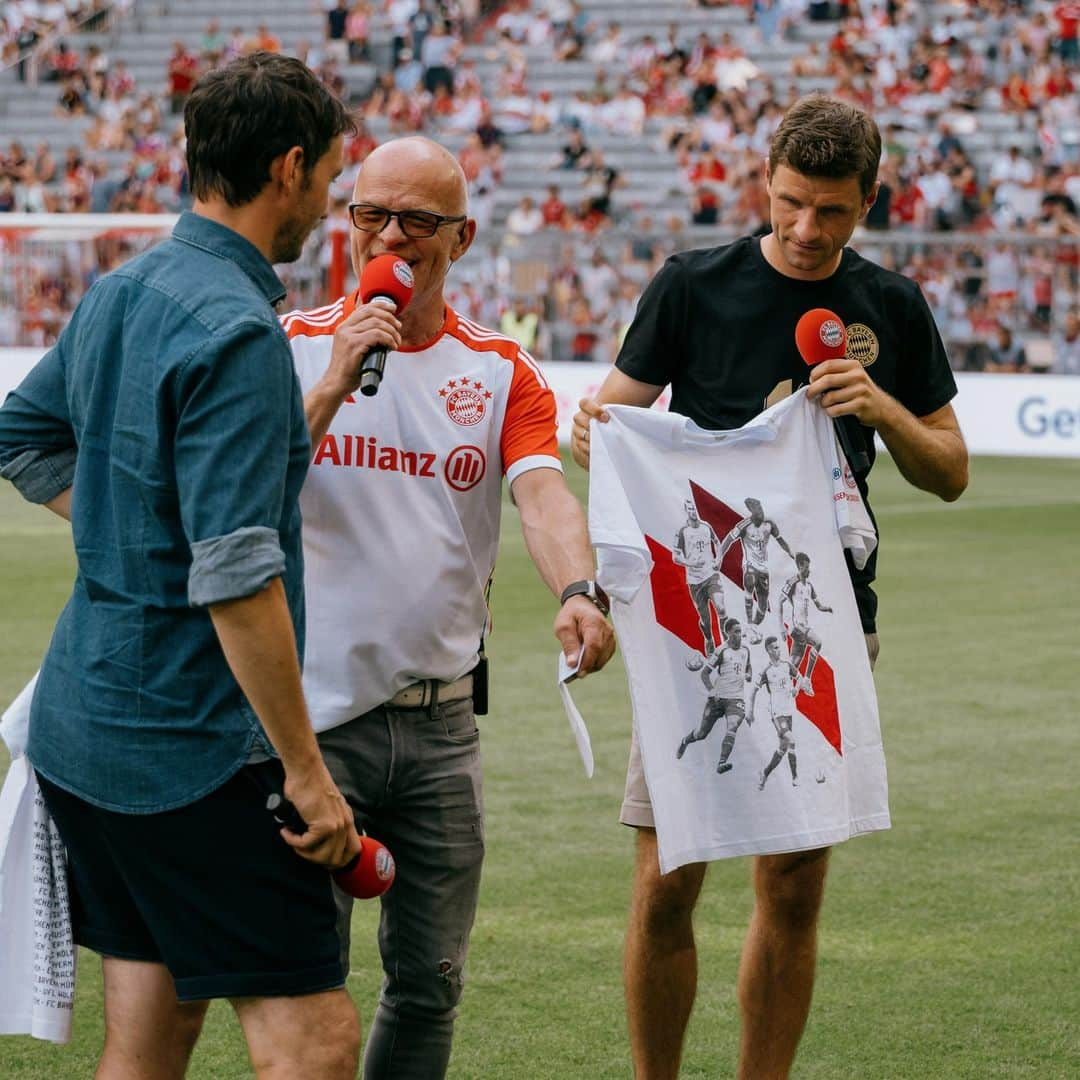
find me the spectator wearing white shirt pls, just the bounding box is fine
[1053,310,1080,374]
[505,195,543,236]
[579,247,618,319]
[421,21,459,95]
[589,21,624,64]
[600,84,645,138]
[495,0,531,43]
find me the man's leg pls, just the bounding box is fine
[97,958,208,1080]
[362,698,485,1079]
[715,708,744,774]
[625,828,707,1080]
[736,847,831,1080]
[691,588,714,653]
[677,700,721,758]
[232,989,360,1079]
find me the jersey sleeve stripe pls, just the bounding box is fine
[513,347,549,389]
[505,453,562,485]
[457,316,550,390]
[453,317,548,386]
[281,299,347,340]
[281,300,344,328]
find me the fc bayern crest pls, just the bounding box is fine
[819,320,845,350]
[439,377,492,426]
[392,261,414,288]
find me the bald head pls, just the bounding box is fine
[355,137,468,216]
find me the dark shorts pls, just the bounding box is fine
[744,567,770,601]
[36,761,344,1002]
[689,574,723,612]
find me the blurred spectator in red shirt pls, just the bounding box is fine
[1054,3,1080,63]
[166,41,199,114]
[346,2,370,62]
[541,185,567,227]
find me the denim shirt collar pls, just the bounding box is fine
[172,211,287,308]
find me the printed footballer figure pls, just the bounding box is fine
[780,553,833,677]
[671,497,726,654]
[749,636,814,790]
[718,497,795,643]
[677,618,752,775]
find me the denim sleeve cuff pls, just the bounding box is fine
[188,526,285,607]
[0,447,77,504]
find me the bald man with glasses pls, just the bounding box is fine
[280,137,615,1079]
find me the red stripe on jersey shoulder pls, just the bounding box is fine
[281,292,357,340]
[450,312,548,387]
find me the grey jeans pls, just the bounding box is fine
[318,697,485,1080]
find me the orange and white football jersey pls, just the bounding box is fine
[284,296,561,732]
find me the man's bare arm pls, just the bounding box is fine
[807,357,968,501]
[209,578,359,868]
[45,487,72,521]
[511,467,615,677]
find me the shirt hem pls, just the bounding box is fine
[656,812,892,874]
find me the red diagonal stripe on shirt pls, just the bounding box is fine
[688,480,745,586]
[644,484,843,756]
[791,638,842,755]
[644,535,712,652]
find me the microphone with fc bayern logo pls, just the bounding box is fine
[266,792,397,900]
[795,308,870,474]
[358,254,416,398]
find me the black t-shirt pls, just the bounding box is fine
[615,235,958,632]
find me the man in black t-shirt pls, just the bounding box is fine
[572,95,968,1079]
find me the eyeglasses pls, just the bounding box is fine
[347,202,467,239]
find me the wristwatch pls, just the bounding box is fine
[560,579,610,617]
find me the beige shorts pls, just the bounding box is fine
[620,632,880,827]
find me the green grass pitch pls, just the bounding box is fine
[1,453,1078,1078]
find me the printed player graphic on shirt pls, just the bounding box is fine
[676,618,753,776]
[671,500,726,654]
[588,393,889,871]
[717,498,796,642]
[669,488,835,781]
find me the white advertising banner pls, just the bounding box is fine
[539,366,1080,460]
[2,351,1078,458]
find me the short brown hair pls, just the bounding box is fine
[768,95,881,198]
[185,52,355,207]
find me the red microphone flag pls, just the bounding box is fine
[358,253,415,312]
[795,308,847,365]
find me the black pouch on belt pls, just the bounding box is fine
[472,652,489,715]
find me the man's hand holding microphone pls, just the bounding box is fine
[304,255,415,445]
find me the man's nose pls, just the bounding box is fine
[378,215,409,245]
[793,210,820,243]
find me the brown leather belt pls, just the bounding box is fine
[386,674,473,709]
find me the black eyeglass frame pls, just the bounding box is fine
[347,202,468,238]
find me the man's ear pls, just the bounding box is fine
[274,145,305,195]
[451,217,477,263]
[860,179,881,220]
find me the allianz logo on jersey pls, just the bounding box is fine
[312,434,487,491]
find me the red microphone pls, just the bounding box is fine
[266,793,396,900]
[357,254,415,397]
[794,308,870,473]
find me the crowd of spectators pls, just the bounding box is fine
[1,0,1079,372]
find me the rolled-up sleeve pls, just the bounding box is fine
[172,321,299,607]
[188,525,285,607]
[0,343,77,504]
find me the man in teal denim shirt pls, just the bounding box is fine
[0,54,363,1078]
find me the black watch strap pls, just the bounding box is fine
[560,579,610,616]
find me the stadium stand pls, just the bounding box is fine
[1,0,1078,368]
